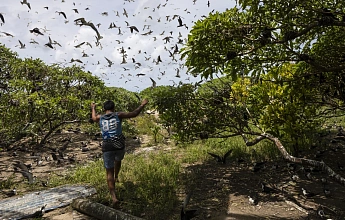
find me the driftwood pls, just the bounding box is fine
[242,132,345,186]
[71,198,144,220]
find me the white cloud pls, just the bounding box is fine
[0,0,235,91]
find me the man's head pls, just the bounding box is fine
[103,100,115,111]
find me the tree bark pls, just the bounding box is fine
[255,133,345,186]
[71,199,144,220]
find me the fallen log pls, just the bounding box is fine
[71,198,144,220]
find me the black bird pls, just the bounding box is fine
[72,8,79,13]
[150,77,157,88]
[56,11,67,19]
[13,161,30,172]
[18,170,34,184]
[252,161,266,172]
[302,188,315,198]
[181,191,198,220]
[129,26,139,33]
[177,16,184,27]
[0,13,5,24]
[207,149,232,164]
[74,18,102,40]
[25,205,46,219]
[261,182,274,193]
[157,55,162,63]
[207,1,210,7]
[30,28,44,35]
[20,0,31,10]
[45,36,54,49]
[51,153,58,161]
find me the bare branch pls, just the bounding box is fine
[262,133,345,186]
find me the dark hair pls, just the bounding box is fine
[103,100,115,111]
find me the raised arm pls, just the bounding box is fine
[118,99,148,119]
[91,103,101,122]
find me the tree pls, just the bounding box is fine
[0,44,117,146]
[176,1,345,185]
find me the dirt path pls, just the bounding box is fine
[1,131,345,219]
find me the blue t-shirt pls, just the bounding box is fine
[99,112,122,140]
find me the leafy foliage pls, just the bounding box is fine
[0,44,138,145]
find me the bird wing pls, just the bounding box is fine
[0,13,4,23]
[19,170,33,183]
[87,22,102,39]
[133,26,139,32]
[104,56,112,64]
[134,94,141,102]
[150,77,156,87]
[207,152,221,160]
[223,149,233,159]
[74,42,85,48]
[183,190,193,209]
[61,12,67,19]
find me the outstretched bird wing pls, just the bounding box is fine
[0,13,5,23]
[223,149,233,160]
[150,77,156,88]
[207,152,221,161]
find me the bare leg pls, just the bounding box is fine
[105,168,118,204]
[114,160,122,181]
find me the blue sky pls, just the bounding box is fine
[0,0,235,92]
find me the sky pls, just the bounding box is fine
[0,0,236,92]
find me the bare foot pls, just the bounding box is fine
[111,200,120,208]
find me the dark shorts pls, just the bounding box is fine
[103,150,125,169]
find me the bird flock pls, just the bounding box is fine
[0,0,220,91]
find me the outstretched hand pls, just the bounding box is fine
[91,102,96,109]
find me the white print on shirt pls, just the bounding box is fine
[102,118,117,131]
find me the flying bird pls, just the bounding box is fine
[129,26,139,33]
[20,0,31,10]
[104,56,113,67]
[44,36,54,49]
[0,13,5,24]
[207,149,232,164]
[74,42,85,48]
[207,0,210,7]
[150,77,156,88]
[177,16,184,27]
[141,30,153,36]
[17,40,26,49]
[123,8,128,18]
[1,31,14,37]
[157,55,162,63]
[70,58,83,63]
[72,9,79,13]
[74,17,102,40]
[56,11,67,19]
[175,68,181,78]
[30,28,44,35]
[121,56,127,64]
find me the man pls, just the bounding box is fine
[91,99,148,206]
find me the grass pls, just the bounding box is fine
[0,115,292,219]
[47,124,282,219]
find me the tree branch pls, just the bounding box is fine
[262,132,345,186]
